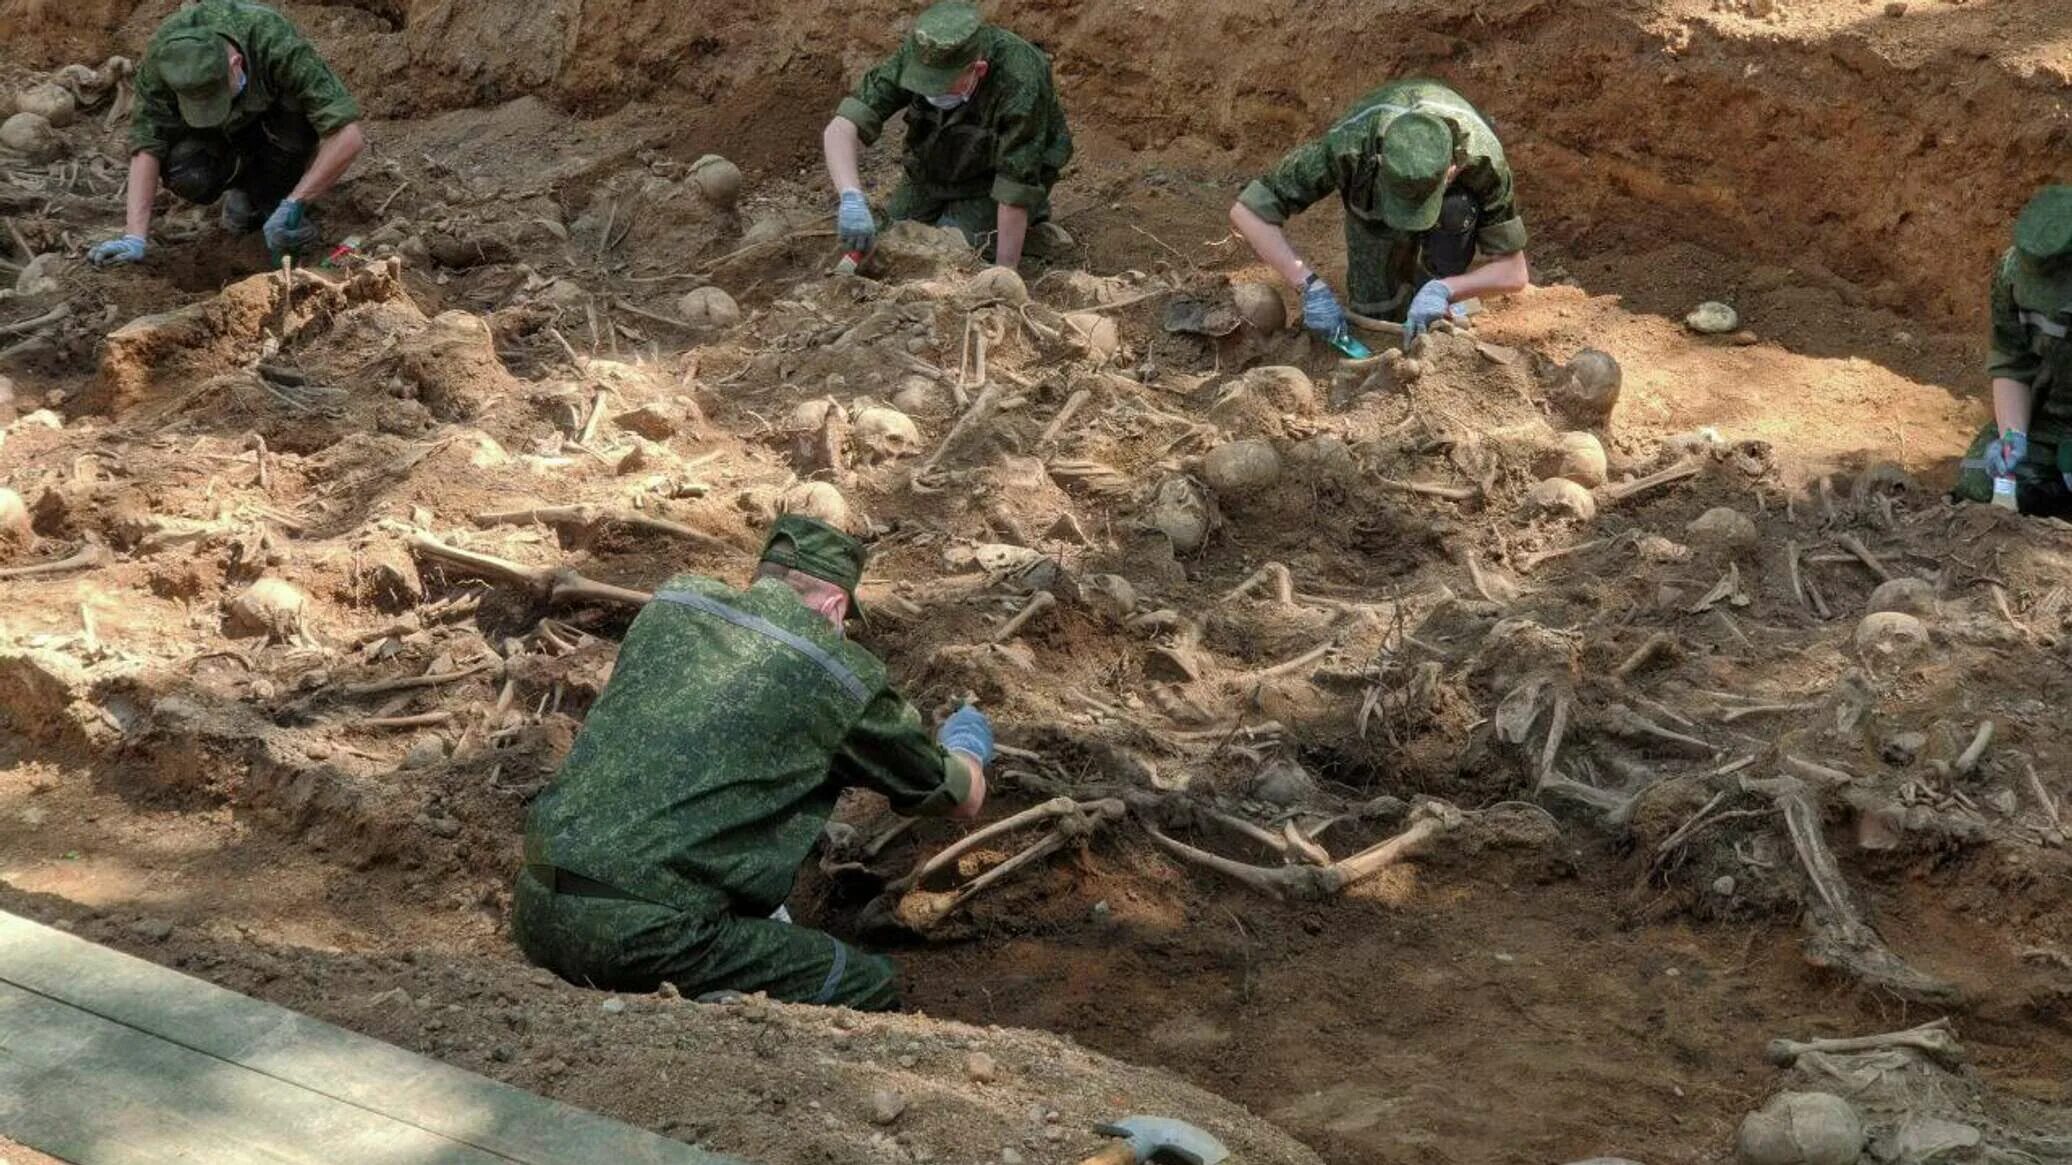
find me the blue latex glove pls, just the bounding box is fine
[263,198,318,260]
[1403,278,1455,342]
[836,189,876,253]
[1985,429,2028,478]
[88,234,146,266]
[1300,273,1346,337]
[937,704,995,767]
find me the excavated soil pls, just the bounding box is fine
[4,2,2072,1164]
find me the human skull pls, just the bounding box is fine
[852,406,922,463]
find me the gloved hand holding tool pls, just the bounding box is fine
[1302,273,1371,359]
[1985,428,2028,478]
[837,188,877,255]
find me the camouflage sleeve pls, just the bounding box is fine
[835,50,909,147]
[1466,155,1527,255]
[128,59,183,159]
[986,48,1064,208]
[261,33,361,135]
[1988,256,2040,385]
[831,687,973,817]
[1237,136,1338,225]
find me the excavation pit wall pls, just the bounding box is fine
[9,0,2067,330]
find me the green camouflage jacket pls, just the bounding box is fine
[1239,78,1527,255]
[1989,248,2072,429]
[131,0,361,158]
[836,25,1073,208]
[524,575,971,917]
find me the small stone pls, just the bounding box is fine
[401,736,447,770]
[964,1051,999,1083]
[1685,301,1740,335]
[1001,1149,1026,1165]
[490,1045,515,1063]
[869,1088,907,1126]
[1044,1127,1067,1144]
[131,918,175,943]
[1730,329,1761,346]
[1713,875,1737,896]
[656,981,683,1000]
[897,1054,918,1069]
[600,997,627,1014]
[1089,899,1112,922]
[1883,0,1906,14]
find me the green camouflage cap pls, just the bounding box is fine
[1376,110,1457,232]
[156,30,236,129]
[2012,185,2072,305]
[898,1,985,96]
[760,514,868,612]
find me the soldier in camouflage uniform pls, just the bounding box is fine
[1954,186,2072,517]
[513,516,995,1010]
[1229,78,1531,346]
[88,0,365,269]
[823,0,1073,269]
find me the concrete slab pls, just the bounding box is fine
[0,912,748,1165]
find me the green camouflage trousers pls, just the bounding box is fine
[1952,420,2072,516]
[884,182,1055,259]
[511,868,898,1010]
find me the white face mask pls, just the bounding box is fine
[926,92,967,111]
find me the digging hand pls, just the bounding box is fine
[937,704,995,767]
[1403,278,1457,343]
[1984,428,2027,478]
[88,234,147,266]
[837,189,877,253]
[1300,273,1347,338]
[263,199,319,261]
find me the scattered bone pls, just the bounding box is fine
[1614,631,1677,681]
[1549,348,1622,426]
[2022,760,2061,831]
[1223,562,1294,606]
[852,406,923,463]
[1142,800,1461,902]
[1734,1091,1864,1165]
[1686,507,1759,556]
[1833,533,1893,583]
[0,487,31,553]
[991,590,1056,643]
[1754,776,1957,1001]
[779,481,853,531]
[1764,1019,1964,1071]
[1527,478,1597,521]
[1542,431,1608,488]
[1602,702,1715,756]
[409,534,651,608]
[1952,720,1994,778]
[1146,476,1215,554]
[1230,283,1285,332]
[1604,460,1701,503]
[1078,573,1137,622]
[1377,476,1478,502]
[0,539,111,580]
[958,266,1030,309]
[473,504,736,553]
[1865,576,1935,617]
[0,112,59,162]
[223,578,311,643]
[879,797,1125,931]
[1854,611,1928,665]
[687,154,743,208]
[677,286,742,329]
[1061,312,1121,363]
[914,381,1004,481]
[340,661,493,699]
[1037,388,1091,447]
[1200,439,1283,494]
